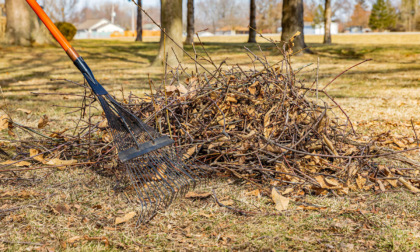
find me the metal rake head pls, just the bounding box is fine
[97,93,204,224]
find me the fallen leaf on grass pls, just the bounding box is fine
[55,204,71,214]
[245,189,260,197]
[17,108,32,115]
[1,160,31,167]
[220,199,234,206]
[185,191,212,199]
[115,211,136,225]
[272,188,289,211]
[67,236,84,244]
[38,115,49,129]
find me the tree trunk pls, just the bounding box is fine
[5,0,53,46]
[135,0,143,42]
[153,0,183,67]
[323,0,332,44]
[185,0,194,44]
[281,0,306,53]
[248,0,257,43]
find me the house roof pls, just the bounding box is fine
[95,22,121,29]
[76,19,108,30]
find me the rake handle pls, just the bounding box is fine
[26,0,108,95]
[26,0,80,61]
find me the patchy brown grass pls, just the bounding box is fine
[1,33,419,251]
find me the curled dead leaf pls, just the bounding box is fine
[1,160,31,167]
[17,108,32,115]
[115,211,136,225]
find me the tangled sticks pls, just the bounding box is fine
[130,48,420,195]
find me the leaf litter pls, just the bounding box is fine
[0,38,419,222]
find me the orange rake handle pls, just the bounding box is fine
[26,0,80,61]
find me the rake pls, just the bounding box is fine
[26,0,203,224]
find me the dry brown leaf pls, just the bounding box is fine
[184,145,197,159]
[398,177,420,193]
[0,115,9,130]
[185,191,212,199]
[1,160,31,167]
[38,115,49,129]
[67,236,84,244]
[315,175,327,188]
[30,149,45,163]
[322,134,338,156]
[98,119,108,129]
[7,129,16,137]
[356,175,366,189]
[388,179,398,188]
[282,187,294,195]
[178,84,189,95]
[272,188,289,211]
[220,199,234,206]
[17,108,32,114]
[115,211,136,225]
[246,189,261,197]
[47,158,77,167]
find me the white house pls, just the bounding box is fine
[304,21,339,35]
[75,19,125,39]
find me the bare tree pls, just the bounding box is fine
[185,0,194,44]
[323,0,332,44]
[196,0,247,33]
[42,0,79,22]
[257,0,282,33]
[153,0,183,67]
[281,0,306,53]
[135,0,142,41]
[5,0,53,46]
[248,0,257,43]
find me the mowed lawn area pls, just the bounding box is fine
[0,33,419,251]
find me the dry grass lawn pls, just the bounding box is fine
[0,33,419,251]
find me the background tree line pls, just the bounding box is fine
[1,0,419,64]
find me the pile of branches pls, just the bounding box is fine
[1,47,419,195]
[127,50,420,195]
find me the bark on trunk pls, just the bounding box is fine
[153,0,183,67]
[185,0,194,44]
[248,0,257,43]
[5,0,53,46]
[135,0,143,42]
[323,0,332,44]
[281,0,306,53]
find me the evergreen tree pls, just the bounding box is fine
[369,0,397,31]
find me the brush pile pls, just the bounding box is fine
[128,51,420,195]
[1,49,419,196]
